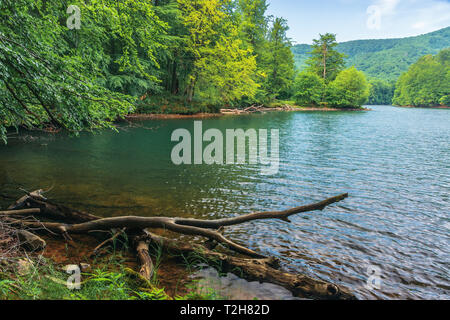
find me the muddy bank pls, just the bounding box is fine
[125,106,369,120]
[125,113,223,120]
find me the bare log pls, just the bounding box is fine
[8,189,43,210]
[0,208,41,216]
[25,196,100,223]
[143,231,355,300]
[135,240,154,281]
[17,230,46,251]
[8,189,100,223]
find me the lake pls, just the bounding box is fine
[0,105,449,299]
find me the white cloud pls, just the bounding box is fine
[375,0,401,16]
[367,0,450,33]
[412,21,426,29]
[410,0,450,31]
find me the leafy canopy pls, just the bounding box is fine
[393,48,450,107]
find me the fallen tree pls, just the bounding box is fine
[1,189,356,300]
[220,104,295,115]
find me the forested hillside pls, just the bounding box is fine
[293,27,450,81]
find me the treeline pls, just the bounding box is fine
[292,27,450,106]
[292,27,450,81]
[0,0,295,142]
[393,48,450,107]
[367,48,450,107]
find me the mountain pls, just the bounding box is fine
[292,27,450,81]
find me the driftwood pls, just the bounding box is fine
[17,229,46,251]
[135,237,154,281]
[4,193,348,259]
[92,228,126,255]
[8,190,99,223]
[220,104,295,115]
[142,231,354,300]
[1,189,355,300]
[0,208,41,216]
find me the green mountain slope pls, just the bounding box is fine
[292,27,450,81]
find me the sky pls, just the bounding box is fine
[266,0,450,44]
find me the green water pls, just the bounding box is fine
[1,106,449,299]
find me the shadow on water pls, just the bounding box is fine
[1,106,449,299]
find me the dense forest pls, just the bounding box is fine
[0,0,378,143]
[0,0,298,142]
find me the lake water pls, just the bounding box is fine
[0,105,449,299]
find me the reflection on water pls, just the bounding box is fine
[0,106,449,299]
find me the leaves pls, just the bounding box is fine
[306,33,346,83]
[293,67,370,108]
[0,0,299,143]
[393,48,450,107]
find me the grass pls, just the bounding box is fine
[0,253,168,300]
[0,221,230,301]
[0,248,224,300]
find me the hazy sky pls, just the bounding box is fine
[266,0,450,44]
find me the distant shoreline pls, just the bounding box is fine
[125,106,369,120]
[396,105,450,109]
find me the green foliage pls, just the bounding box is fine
[177,0,258,104]
[292,44,311,70]
[0,0,298,143]
[293,67,369,108]
[176,281,225,300]
[393,48,450,107]
[293,72,325,106]
[237,0,269,47]
[263,17,295,100]
[440,95,450,106]
[0,253,222,300]
[0,256,168,300]
[0,0,173,142]
[326,67,370,108]
[367,79,395,105]
[306,33,346,82]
